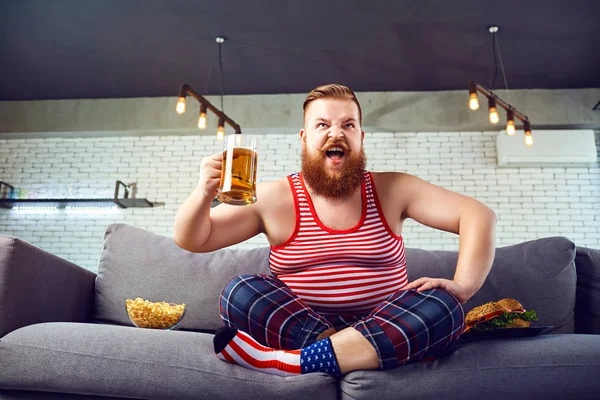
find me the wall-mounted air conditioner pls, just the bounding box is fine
[496,129,598,167]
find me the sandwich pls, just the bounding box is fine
[464,298,538,333]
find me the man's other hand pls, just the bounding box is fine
[404,277,470,304]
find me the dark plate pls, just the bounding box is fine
[459,326,554,342]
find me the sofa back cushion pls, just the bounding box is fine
[94,224,269,331]
[405,236,577,333]
[96,224,577,334]
[574,246,600,334]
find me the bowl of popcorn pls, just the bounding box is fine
[125,298,187,330]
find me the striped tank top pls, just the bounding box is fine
[269,171,408,315]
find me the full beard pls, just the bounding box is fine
[301,144,367,199]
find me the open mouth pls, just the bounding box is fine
[325,146,345,160]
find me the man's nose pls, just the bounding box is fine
[328,126,345,139]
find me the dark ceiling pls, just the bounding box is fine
[1,0,599,101]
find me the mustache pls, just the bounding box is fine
[320,140,349,152]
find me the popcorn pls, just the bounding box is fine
[126,298,186,329]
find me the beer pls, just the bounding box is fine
[218,147,258,205]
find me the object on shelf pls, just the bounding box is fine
[0,180,163,210]
[0,181,21,199]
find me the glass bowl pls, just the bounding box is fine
[125,298,187,330]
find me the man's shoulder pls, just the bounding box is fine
[371,171,413,184]
[370,172,425,201]
[372,171,443,200]
[255,177,296,238]
[256,177,294,206]
[370,171,406,177]
[257,177,291,192]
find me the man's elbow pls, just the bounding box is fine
[468,203,498,225]
[173,230,196,253]
[173,232,187,250]
[487,207,498,224]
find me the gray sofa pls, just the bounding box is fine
[1,223,599,400]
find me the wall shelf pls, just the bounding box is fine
[0,180,162,210]
[0,198,154,209]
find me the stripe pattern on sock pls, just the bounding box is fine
[215,327,302,377]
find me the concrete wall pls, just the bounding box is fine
[2,88,600,136]
[1,89,599,273]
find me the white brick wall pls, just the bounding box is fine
[1,131,599,272]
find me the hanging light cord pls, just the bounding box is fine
[490,31,498,90]
[202,61,214,94]
[495,36,511,103]
[219,40,224,113]
[489,28,511,103]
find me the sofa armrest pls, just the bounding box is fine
[575,246,600,334]
[0,236,96,337]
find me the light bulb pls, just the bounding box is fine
[524,119,532,146]
[198,112,207,129]
[176,96,186,114]
[506,119,515,136]
[489,107,499,124]
[216,114,225,140]
[506,109,515,135]
[488,97,499,124]
[469,93,479,110]
[468,82,479,111]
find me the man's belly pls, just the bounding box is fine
[277,265,409,315]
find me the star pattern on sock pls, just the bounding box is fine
[300,338,342,376]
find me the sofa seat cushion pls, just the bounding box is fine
[0,323,337,400]
[0,390,128,399]
[341,334,600,400]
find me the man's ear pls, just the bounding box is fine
[361,130,365,141]
[300,129,306,143]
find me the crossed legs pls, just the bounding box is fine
[216,274,464,375]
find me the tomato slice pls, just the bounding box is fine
[464,309,525,332]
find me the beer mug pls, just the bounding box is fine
[217,134,259,205]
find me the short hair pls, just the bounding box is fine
[303,84,362,125]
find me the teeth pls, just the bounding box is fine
[328,147,344,152]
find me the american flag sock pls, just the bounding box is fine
[300,336,343,377]
[214,326,342,377]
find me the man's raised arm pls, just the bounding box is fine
[173,153,261,253]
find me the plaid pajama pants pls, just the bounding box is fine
[219,273,465,370]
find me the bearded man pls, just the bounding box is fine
[174,84,497,377]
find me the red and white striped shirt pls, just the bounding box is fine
[269,171,408,315]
